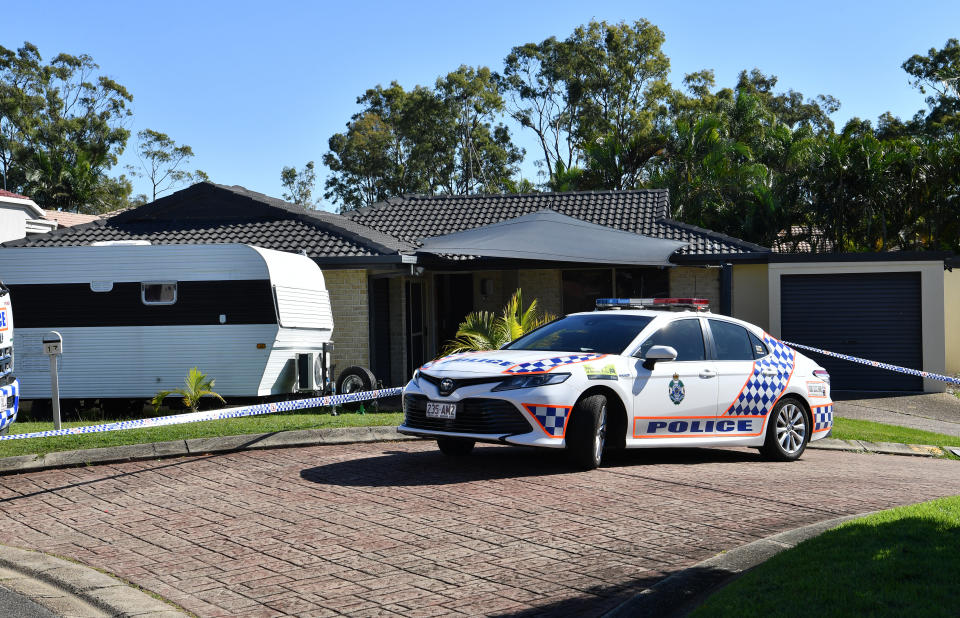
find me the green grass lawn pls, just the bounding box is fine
[832,417,960,451]
[691,494,960,617]
[3,410,958,461]
[0,410,403,457]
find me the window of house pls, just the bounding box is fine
[615,267,670,298]
[562,269,612,314]
[142,282,177,305]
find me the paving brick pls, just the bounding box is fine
[0,442,959,616]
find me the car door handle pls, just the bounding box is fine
[761,368,779,377]
[699,369,716,379]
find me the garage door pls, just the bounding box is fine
[780,272,923,391]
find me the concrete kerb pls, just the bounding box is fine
[0,433,950,476]
[0,426,419,474]
[604,512,873,618]
[0,545,188,617]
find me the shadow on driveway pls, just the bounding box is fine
[300,443,763,488]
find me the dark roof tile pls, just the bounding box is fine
[344,190,768,256]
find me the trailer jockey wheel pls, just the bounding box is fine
[336,366,378,412]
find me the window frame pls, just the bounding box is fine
[141,281,178,306]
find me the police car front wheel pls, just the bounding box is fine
[566,394,607,470]
[760,399,810,462]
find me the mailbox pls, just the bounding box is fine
[42,331,63,356]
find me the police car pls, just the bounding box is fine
[399,298,832,469]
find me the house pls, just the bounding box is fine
[0,189,56,242]
[4,182,957,393]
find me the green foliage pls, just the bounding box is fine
[0,42,133,212]
[502,19,672,189]
[127,129,201,201]
[323,66,523,211]
[151,367,226,413]
[442,289,554,354]
[280,160,317,207]
[902,38,960,136]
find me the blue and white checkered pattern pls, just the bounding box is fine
[0,387,402,441]
[726,334,796,416]
[813,405,833,432]
[523,404,570,438]
[783,341,960,386]
[504,353,605,375]
[0,380,18,433]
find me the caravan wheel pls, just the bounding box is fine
[336,366,378,411]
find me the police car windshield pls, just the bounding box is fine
[504,314,653,354]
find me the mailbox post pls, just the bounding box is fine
[42,331,63,430]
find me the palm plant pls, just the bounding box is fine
[442,289,555,354]
[152,367,226,413]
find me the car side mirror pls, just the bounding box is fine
[640,345,678,370]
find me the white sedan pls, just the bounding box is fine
[399,298,833,469]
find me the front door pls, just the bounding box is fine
[630,318,719,439]
[434,274,474,355]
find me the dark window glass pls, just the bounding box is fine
[505,314,653,354]
[142,282,177,305]
[749,332,769,359]
[562,269,612,314]
[709,319,754,361]
[638,319,705,361]
[615,267,670,298]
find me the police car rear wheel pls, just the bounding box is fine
[760,399,810,462]
[437,437,475,456]
[566,394,607,470]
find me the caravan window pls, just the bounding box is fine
[142,282,177,305]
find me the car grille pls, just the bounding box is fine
[403,394,532,435]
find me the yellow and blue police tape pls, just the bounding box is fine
[0,387,403,441]
[782,341,960,386]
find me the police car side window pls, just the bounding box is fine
[749,332,768,359]
[708,320,753,361]
[639,319,705,361]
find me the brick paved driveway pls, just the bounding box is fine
[0,441,959,617]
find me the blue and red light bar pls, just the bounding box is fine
[596,298,710,310]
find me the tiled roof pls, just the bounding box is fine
[3,183,414,259]
[344,190,769,256]
[41,210,101,227]
[0,189,29,200]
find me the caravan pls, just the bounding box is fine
[0,244,364,405]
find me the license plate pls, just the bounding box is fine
[426,402,457,419]
[0,395,7,410]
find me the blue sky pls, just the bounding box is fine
[5,1,959,210]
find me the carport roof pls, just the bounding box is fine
[417,209,687,265]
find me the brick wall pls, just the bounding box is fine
[323,269,369,374]
[517,269,563,317]
[669,267,720,309]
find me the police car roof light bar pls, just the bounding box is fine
[596,298,710,311]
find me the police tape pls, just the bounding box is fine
[782,341,960,386]
[0,387,403,441]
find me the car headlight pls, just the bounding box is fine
[410,368,420,388]
[492,372,571,391]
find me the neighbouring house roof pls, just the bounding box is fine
[2,183,415,261]
[0,189,29,200]
[344,190,770,258]
[41,210,101,228]
[417,209,687,265]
